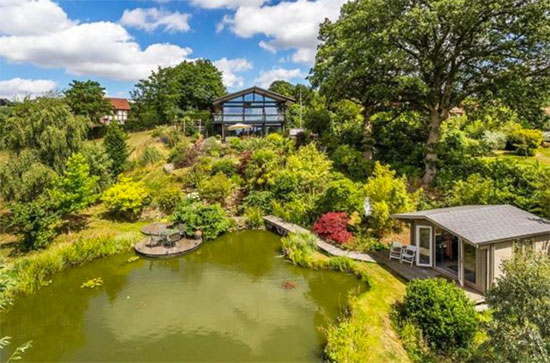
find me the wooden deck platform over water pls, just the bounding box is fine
[134,237,203,258]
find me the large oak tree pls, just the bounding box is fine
[312,0,550,183]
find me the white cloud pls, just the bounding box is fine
[120,8,191,33]
[191,0,266,10]
[0,0,74,36]
[253,67,305,88]
[0,0,193,81]
[219,0,348,64]
[0,78,57,99]
[214,57,253,88]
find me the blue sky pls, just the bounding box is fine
[0,0,347,99]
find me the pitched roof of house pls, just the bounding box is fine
[213,86,295,105]
[392,205,550,245]
[107,97,131,111]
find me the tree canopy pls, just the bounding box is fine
[312,0,550,183]
[63,80,112,124]
[131,60,226,127]
[0,97,88,171]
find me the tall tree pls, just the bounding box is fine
[312,0,550,183]
[484,253,550,361]
[50,153,99,216]
[0,97,88,171]
[131,60,226,127]
[63,80,113,124]
[103,123,129,177]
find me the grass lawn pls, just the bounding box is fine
[490,147,550,168]
[357,262,409,362]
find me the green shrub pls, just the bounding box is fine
[138,145,163,166]
[50,153,99,216]
[482,130,507,151]
[402,278,479,352]
[211,158,238,177]
[331,144,371,180]
[483,253,550,361]
[244,149,280,190]
[316,178,364,216]
[172,200,231,240]
[271,170,300,202]
[281,233,318,267]
[182,156,212,188]
[102,177,150,218]
[285,143,332,196]
[169,140,196,168]
[508,128,543,156]
[80,143,113,191]
[272,197,315,226]
[364,162,418,235]
[445,173,496,206]
[155,186,182,212]
[8,199,60,250]
[197,172,233,205]
[151,126,181,147]
[244,207,264,228]
[242,191,274,214]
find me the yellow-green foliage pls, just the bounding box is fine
[102,176,150,216]
[364,162,419,235]
[286,143,332,196]
[508,128,543,156]
[244,207,264,228]
[0,232,140,310]
[198,172,233,205]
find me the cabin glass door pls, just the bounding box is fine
[416,225,433,267]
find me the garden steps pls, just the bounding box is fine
[263,215,376,263]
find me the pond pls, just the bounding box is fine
[1,230,365,362]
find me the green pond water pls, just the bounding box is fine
[1,230,365,362]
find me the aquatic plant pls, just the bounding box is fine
[126,256,140,263]
[80,277,103,289]
[0,336,33,363]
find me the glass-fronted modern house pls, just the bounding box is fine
[212,86,295,139]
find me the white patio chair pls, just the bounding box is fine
[389,241,403,261]
[400,245,417,266]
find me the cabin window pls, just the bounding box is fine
[464,243,477,284]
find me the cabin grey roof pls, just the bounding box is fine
[392,205,550,245]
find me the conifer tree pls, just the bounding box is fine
[103,123,129,177]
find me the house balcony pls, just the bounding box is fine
[213,113,285,124]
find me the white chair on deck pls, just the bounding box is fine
[389,241,403,261]
[400,245,417,266]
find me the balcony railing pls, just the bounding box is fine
[213,113,285,123]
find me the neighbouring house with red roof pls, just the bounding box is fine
[102,97,130,125]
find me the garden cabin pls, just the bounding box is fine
[392,205,550,293]
[212,86,295,140]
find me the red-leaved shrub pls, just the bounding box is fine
[313,212,353,244]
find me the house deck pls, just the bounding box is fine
[371,250,485,304]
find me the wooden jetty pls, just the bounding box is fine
[264,215,375,263]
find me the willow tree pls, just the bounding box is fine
[312,0,550,183]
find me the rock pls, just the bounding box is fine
[163,163,175,174]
